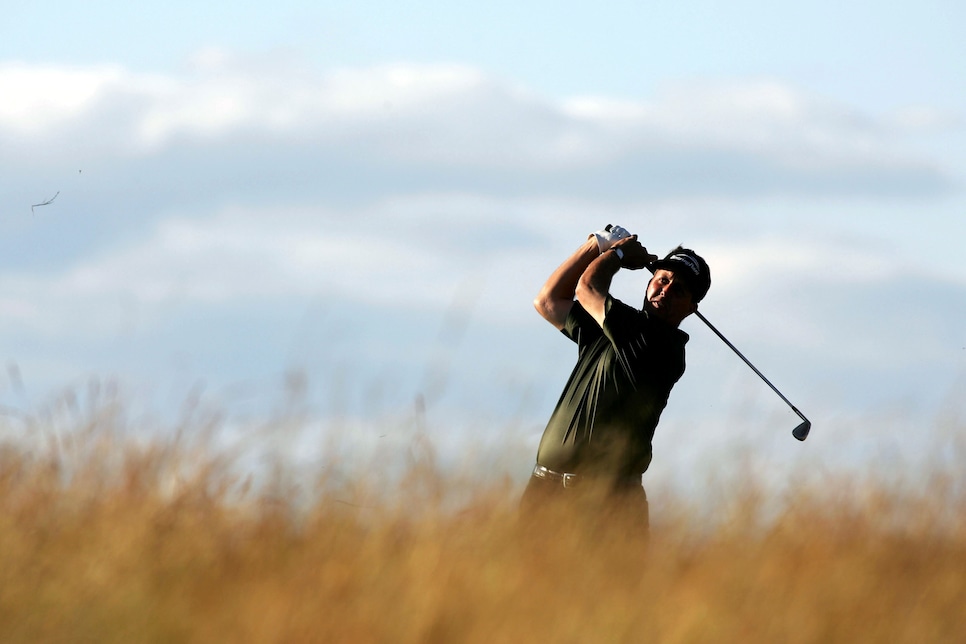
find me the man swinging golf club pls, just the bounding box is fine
[521,224,711,534]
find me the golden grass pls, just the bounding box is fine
[1,408,965,643]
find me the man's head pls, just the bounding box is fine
[644,247,711,327]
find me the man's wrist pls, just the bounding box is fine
[610,247,624,264]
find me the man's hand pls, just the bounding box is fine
[590,224,632,254]
[612,236,659,270]
[576,235,657,328]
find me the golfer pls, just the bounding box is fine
[521,224,711,533]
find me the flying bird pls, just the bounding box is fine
[31,191,59,214]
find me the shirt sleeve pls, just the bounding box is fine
[561,301,604,348]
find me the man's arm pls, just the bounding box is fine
[533,238,600,331]
[576,236,658,328]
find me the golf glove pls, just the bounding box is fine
[590,224,632,254]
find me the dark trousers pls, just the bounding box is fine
[519,472,650,537]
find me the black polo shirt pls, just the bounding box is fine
[535,295,688,479]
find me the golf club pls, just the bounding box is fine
[643,258,810,441]
[693,310,811,441]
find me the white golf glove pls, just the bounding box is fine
[590,224,632,254]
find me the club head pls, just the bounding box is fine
[792,419,811,441]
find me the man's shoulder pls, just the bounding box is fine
[607,302,689,345]
[602,295,644,322]
[605,297,648,325]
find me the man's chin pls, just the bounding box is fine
[646,303,684,327]
[645,303,668,319]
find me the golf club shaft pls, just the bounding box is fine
[642,261,809,437]
[694,310,807,423]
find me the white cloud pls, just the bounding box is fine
[0,57,951,198]
[0,198,502,338]
[701,234,896,286]
[0,191,947,365]
[885,105,962,133]
[0,62,124,132]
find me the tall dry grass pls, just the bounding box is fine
[1,395,965,643]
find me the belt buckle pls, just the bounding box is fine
[562,472,578,488]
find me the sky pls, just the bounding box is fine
[1,1,964,496]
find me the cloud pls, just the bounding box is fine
[0,62,125,133]
[884,105,962,133]
[2,191,961,372]
[0,57,954,205]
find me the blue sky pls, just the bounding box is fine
[1,0,964,492]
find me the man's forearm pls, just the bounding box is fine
[534,238,601,329]
[576,249,622,326]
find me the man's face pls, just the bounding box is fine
[644,269,697,327]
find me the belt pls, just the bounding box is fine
[531,464,643,489]
[532,464,580,488]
